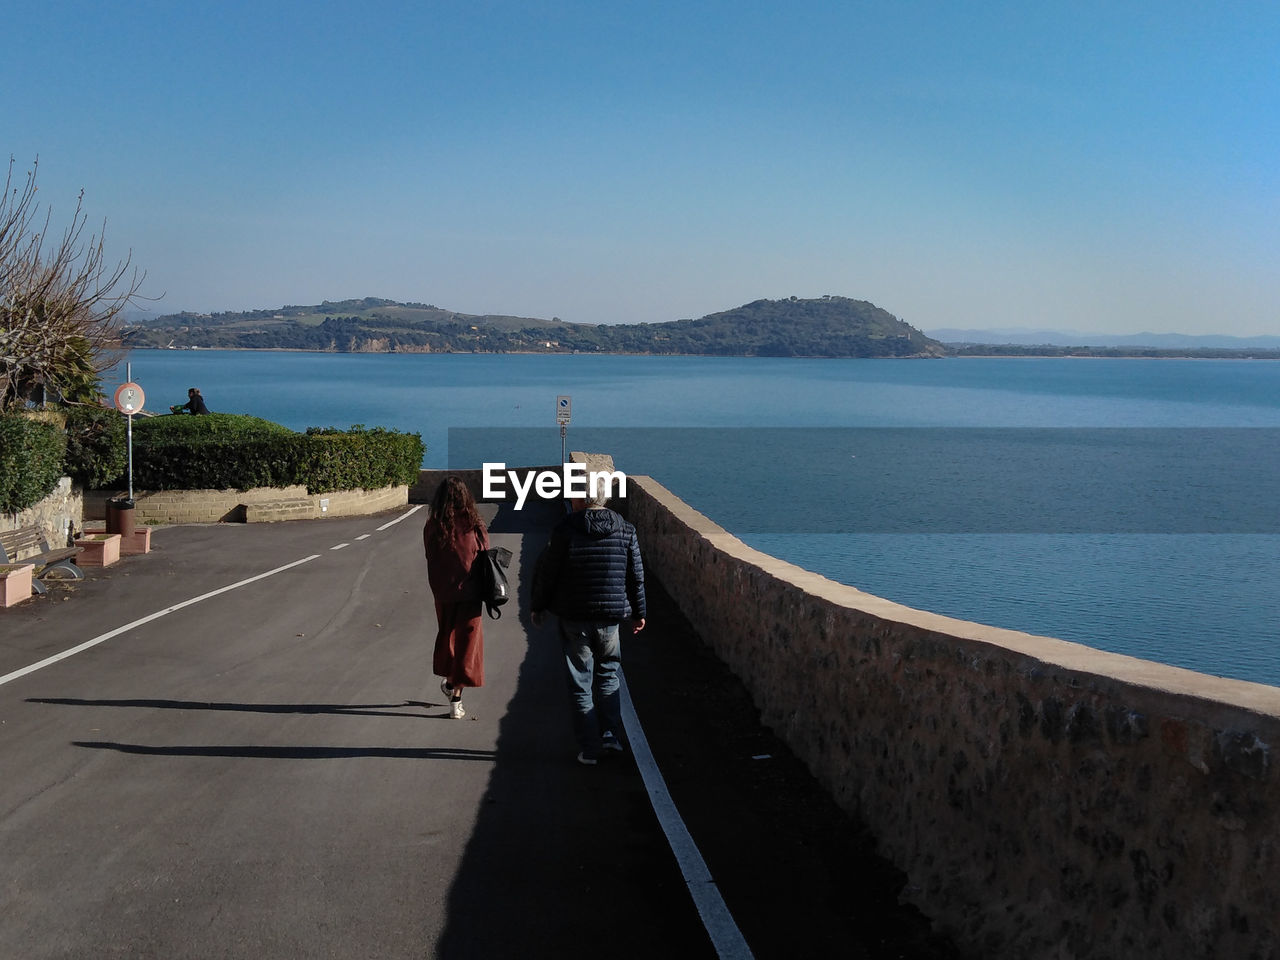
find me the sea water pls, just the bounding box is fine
[110,350,1280,687]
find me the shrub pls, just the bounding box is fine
[134,412,295,443]
[298,425,426,493]
[114,414,425,493]
[0,414,67,513]
[62,405,128,488]
[127,413,299,490]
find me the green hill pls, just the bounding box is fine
[649,297,944,357]
[125,295,947,358]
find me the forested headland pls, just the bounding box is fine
[125,296,947,358]
[124,296,1279,360]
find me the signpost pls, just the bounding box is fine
[113,376,144,501]
[557,395,571,464]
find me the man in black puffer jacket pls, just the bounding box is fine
[532,487,646,766]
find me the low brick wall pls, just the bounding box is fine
[623,474,1280,960]
[84,484,408,524]
[1,478,82,547]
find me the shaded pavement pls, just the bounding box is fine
[0,502,957,959]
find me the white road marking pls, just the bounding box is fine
[376,504,422,531]
[620,673,756,959]
[0,555,322,689]
[4,507,414,689]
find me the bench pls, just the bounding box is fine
[0,527,85,595]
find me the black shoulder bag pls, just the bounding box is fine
[475,543,513,619]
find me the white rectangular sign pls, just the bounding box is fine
[556,395,571,424]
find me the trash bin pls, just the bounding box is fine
[106,497,136,540]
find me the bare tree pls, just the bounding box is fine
[0,157,146,410]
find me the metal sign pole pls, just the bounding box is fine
[126,362,134,500]
[113,368,144,506]
[127,414,134,501]
[556,395,571,464]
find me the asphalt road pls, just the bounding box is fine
[0,503,956,960]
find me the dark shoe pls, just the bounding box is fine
[601,731,625,754]
[576,750,599,766]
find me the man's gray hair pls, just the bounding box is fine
[585,472,618,508]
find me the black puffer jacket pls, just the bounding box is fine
[532,507,646,623]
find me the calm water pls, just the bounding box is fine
[111,350,1280,687]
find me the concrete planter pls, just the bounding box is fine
[82,525,152,555]
[121,527,152,555]
[75,533,121,567]
[0,564,35,607]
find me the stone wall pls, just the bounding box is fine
[622,474,1279,960]
[411,456,628,507]
[412,467,546,505]
[1,478,83,547]
[410,464,613,505]
[84,484,408,524]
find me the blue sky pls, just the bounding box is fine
[7,1,1278,334]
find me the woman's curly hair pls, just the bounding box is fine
[428,475,483,545]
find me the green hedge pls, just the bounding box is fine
[120,414,424,493]
[298,426,426,492]
[126,414,298,490]
[0,415,67,513]
[62,406,128,488]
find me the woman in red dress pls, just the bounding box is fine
[423,476,488,719]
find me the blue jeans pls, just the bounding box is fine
[559,619,623,754]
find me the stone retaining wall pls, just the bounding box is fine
[410,457,628,507]
[622,474,1279,960]
[84,484,408,524]
[1,478,82,548]
[410,466,569,505]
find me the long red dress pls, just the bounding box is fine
[423,517,488,688]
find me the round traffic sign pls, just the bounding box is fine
[114,382,145,415]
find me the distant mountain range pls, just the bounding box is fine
[125,296,947,358]
[121,298,1279,359]
[926,327,1280,350]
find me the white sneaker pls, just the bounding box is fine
[450,699,466,720]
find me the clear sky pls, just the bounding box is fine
[6,1,1278,334]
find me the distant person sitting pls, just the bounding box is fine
[181,387,210,415]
